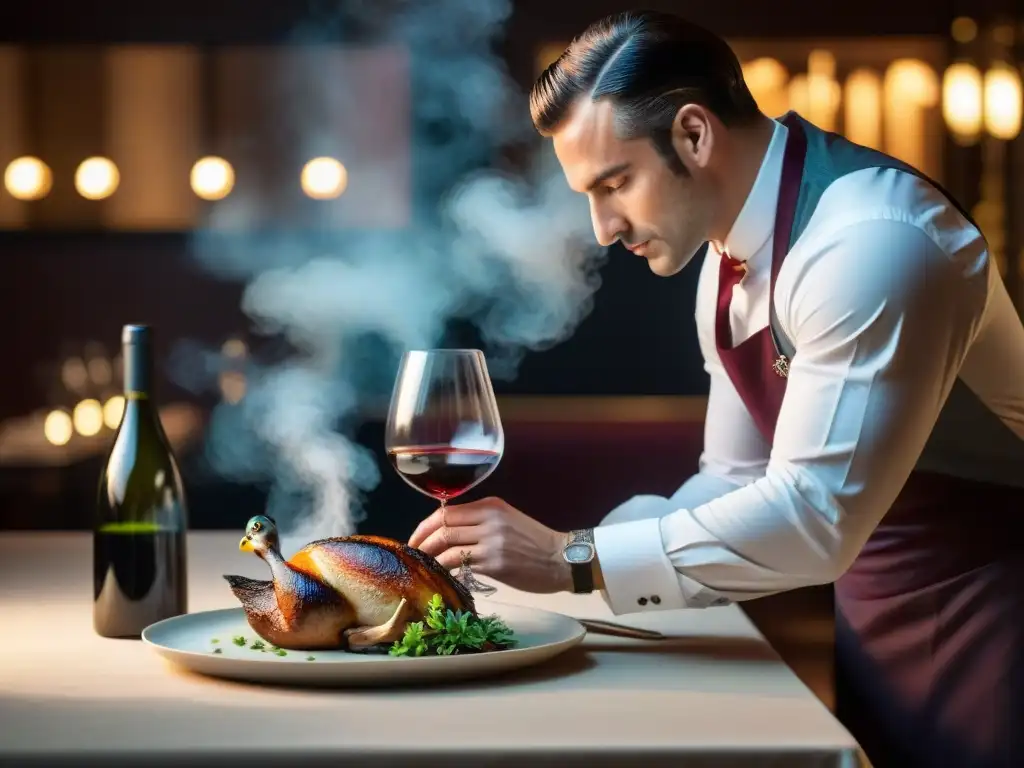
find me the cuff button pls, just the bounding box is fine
[637,597,648,606]
[651,595,661,604]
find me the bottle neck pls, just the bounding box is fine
[120,342,165,443]
[122,341,154,399]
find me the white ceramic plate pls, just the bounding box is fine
[141,601,585,687]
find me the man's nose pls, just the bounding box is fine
[590,202,627,247]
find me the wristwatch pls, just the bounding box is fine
[562,528,595,593]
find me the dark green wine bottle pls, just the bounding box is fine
[93,324,188,638]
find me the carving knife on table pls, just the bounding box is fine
[578,618,666,640]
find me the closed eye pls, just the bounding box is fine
[604,177,628,193]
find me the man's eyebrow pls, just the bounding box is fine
[584,163,630,191]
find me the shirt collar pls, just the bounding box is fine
[721,118,788,262]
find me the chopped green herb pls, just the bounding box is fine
[275,649,287,656]
[306,655,316,661]
[389,593,516,658]
[250,640,265,651]
[232,635,246,646]
[210,638,220,644]
[212,647,223,654]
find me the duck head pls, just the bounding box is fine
[239,514,279,557]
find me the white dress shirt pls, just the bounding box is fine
[592,118,1024,616]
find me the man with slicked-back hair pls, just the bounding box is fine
[411,11,1024,767]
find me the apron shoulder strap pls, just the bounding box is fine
[768,136,984,363]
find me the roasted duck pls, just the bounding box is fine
[223,514,475,650]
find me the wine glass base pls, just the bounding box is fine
[455,565,497,596]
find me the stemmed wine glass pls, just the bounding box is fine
[385,349,504,596]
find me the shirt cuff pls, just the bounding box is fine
[592,516,734,614]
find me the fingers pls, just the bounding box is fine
[435,544,488,573]
[407,506,450,548]
[407,512,439,549]
[416,524,481,557]
[436,545,473,571]
[407,502,491,548]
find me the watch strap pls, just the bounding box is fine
[567,528,595,594]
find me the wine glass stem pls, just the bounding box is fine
[446,501,495,597]
[435,495,495,595]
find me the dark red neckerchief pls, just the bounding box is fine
[713,115,808,445]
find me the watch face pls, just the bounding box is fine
[564,542,594,563]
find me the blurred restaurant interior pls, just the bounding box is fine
[1,0,1022,709]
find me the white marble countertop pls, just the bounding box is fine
[0,531,864,766]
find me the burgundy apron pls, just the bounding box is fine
[715,115,1024,768]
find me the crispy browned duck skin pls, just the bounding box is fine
[225,526,476,651]
[296,534,477,616]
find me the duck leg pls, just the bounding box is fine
[343,597,418,650]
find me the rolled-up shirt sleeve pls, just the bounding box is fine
[592,217,989,615]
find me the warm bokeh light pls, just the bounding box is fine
[61,357,89,392]
[991,24,1015,48]
[4,156,53,201]
[804,50,841,132]
[88,357,113,387]
[221,338,247,358]
[103,395,125,430]
[844,69,883,150]
[741,58,789,118]
[219,337,248,404]
[75,157,120,200]
[190,156,235,200]
[43,410,73,446]
[219,371,247,404]
[983,63,1022,140]
[72,399,104,437]
[951,17,978,44]
[884,59,938,171]
[301,157,348,199]
[943,62,984,144]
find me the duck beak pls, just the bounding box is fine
[239,536,254,552]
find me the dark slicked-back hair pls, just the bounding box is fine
[530,10,761,171]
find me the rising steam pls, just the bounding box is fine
[181,0,604,550]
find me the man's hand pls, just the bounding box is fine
[407,496,573,594]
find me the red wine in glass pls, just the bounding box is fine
[387,446,501,501]
[385,349,504,596]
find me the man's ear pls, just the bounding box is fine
[670,104,714,171]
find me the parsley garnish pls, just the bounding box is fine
[389,593,516,657]
[216,634,285,654]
